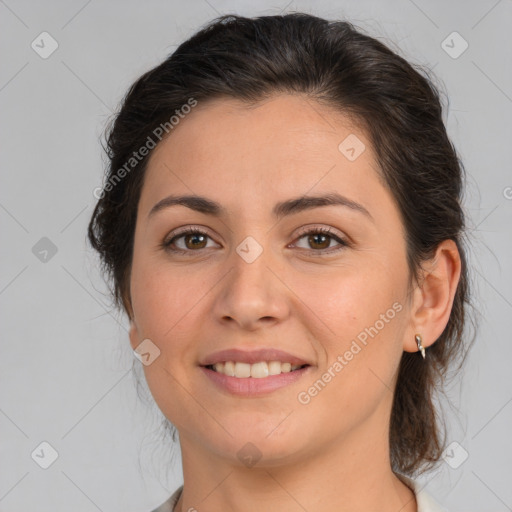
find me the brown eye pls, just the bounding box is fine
[306,232,332,250]
[163,228,216,253]
[182,233,208,250]
[162,226,348,256]
[293,227,349,254]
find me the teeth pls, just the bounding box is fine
[210,361,304,378]
[224,361,235,376]
[235,362,251,378]
[268,361,281,375]
[250,362,268,378]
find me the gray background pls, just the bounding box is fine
[1,0,511,510]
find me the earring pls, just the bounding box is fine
[415,334,426,359]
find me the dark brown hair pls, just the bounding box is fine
[88,12,474,477]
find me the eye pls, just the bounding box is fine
[291,226,349,255]
[162,227,218,254]
[161,226,349,256]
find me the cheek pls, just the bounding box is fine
[292,266,406,398]
[131,256,204,336]
[131,263,207,427]
[129,261,212,406]
[292,264,403,340]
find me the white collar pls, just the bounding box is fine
[396,473,449,512]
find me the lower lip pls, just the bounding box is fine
[200,365,311,396]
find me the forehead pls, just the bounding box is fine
[139,94,385,218]
[149,94,369,165]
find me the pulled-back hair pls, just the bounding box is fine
[88,12,473,477]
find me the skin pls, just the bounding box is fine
[128,94,461,512]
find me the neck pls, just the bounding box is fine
[174,408,417,512]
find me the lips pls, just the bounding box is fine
[200,364,311,395]
[199,348,312,394]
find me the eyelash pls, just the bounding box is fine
[161,226,350,256]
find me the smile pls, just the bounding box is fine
[207,361,307,378]
[201,364,311,396]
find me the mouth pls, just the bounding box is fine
[199,348,312,395]
[204,361,309,378]
[199,354,312,395]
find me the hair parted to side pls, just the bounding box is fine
[88,12,474,477]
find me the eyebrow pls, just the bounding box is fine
[148,192,373,221]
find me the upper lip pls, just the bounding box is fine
[200,348,311,366]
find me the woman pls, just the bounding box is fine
[88,13,472,512]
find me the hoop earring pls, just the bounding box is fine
[415,334,426,359]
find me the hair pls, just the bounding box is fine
[88,12,474,477]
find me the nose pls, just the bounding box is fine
[212,240,290,331]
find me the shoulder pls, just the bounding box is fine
[396,473,450,512]
[150,485,183,512]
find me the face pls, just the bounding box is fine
[129,94,414,466]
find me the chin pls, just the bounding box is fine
[194,414,311,467]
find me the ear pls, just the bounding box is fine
[403,239,462,353]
